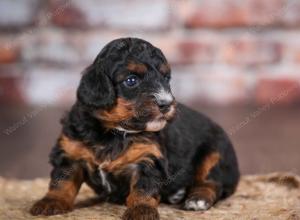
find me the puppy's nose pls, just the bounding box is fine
[157,99,172,113]
[152,89,174,113]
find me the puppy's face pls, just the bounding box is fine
[108,56,176,132]
[77,38,176,132]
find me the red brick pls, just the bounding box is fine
[0,45,20,64]
[49,0,86,28]
[171,67,252,105]
[220,39,282,66]
[175,40,216,65]
[181,0,287,28]
[256,78,300,105]
[184,2,248,28]
[22,29,121,65]
[151,36,218,65]
[0,67,24,105]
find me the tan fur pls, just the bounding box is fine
[103,142,162,173]
[164,104,176,120]
[127,62,147,74]
[96,98,135,128]
[60,135,96,165]
[60,135,162,176]
[126,190,160,208]
[188,181,218,205]
[47,180,82,205]
[185,152,221,206]
[159,63,170,74]
[196,152,220,182]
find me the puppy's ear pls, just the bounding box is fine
[77,64,115,109]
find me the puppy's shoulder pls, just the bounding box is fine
[171,103,214,128]
[163,103,226,144]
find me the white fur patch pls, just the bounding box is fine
[115,126,140,134]
[153,89,173,104]
[168,188,186,204]
[145,120,167,131]
[98,168,111,193]
[184,199,210,211]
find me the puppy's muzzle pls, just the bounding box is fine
[156,98,173,114]
[152,89,174,114]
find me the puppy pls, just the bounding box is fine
[30,38,240,220]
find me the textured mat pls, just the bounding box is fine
[0,173,299,220]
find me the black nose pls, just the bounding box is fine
[157,99,172,113]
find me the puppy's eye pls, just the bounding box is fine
[124,75,140,88]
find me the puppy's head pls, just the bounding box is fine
[77,37,176,132]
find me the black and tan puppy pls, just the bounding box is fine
[30,38,240,219]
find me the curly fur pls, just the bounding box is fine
[30,38,240,220]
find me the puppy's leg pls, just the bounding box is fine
[184,180,221,211]
[122,160,165,220]
[30,163,84,216]
[184,152,222,211]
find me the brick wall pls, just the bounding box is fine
[1,0,300,107]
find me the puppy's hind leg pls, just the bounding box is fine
[183,152,222,211]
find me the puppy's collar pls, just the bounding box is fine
[113,126,141,138]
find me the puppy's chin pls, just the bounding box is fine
[114,105,175,133]
[145,119,167,132]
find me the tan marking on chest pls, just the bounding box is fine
[102,142,162,173]
[60,135,162,174]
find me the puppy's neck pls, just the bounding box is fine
[115,126,141,134]
[113,126,141,139]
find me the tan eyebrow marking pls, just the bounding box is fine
[127,62,147,74]
[159,63,170,75]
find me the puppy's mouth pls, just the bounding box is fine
[116,104,176,133]
[145,118,167,132]
[145,104,176,132]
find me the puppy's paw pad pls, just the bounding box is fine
[30,197,72,216]
[184,199,211,211]
[122,205,159,220]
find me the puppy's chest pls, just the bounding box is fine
[82,143,136,194]
[86,156,138,194]
[61,134,162,191]
[85,142,135,175]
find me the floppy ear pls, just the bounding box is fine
[77,64,116,109]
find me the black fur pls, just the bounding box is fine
[31,37,240,219]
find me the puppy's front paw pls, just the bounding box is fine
[122,205,159,220]
[30,197,72,216]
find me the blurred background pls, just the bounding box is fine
[0,0,299,179]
